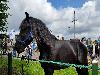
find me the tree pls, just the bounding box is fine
[0,0,9,32]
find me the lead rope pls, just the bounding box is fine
[27,55,30,75]
[21,55,24,75]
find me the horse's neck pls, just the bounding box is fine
[35,27,57,45]
[35,34,55,51]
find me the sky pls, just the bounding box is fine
[48,0,86,8]
[7,0,100,40]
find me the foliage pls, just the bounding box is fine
[0,57,100,75]
[0,0,9,32]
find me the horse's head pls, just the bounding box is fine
[14,33,33,53]
[14,17,37,53]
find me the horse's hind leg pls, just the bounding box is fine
[76,68,88,75]
[76,61,88,75]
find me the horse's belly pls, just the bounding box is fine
[50,48,77,64]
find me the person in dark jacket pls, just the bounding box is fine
[95,42,99,57]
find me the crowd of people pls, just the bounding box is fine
[0,36,38,59]
[0,37,14,54]
[1,35,100,60]
[81,37,100,59]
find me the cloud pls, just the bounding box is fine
[7,0,100,40]
[95,0,100,11]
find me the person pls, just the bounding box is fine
[25,47,28,58]
[88,44,93,58]
[81,37,86,45]
[31,41,37,51]
[2,38,7,54]
[26,45,32,59]
[95,42,99,58]
[6,38,14,54]
[13,49,16,57]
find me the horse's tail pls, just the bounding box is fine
[78,42,88,65]
[80,42,88,54]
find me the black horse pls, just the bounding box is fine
[14,13,88,75]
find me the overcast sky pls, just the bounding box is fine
[7,0,100,40]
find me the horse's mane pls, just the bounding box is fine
[19,17,58,42]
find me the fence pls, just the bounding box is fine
[0,52,100,75]
[9,53,100,75]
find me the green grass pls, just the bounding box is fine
[0,56,100,75]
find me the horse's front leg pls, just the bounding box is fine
[43,67,54,75]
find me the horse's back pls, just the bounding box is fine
[54,39,80,51]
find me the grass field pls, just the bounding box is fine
[0,56,100,75]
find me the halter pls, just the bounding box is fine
[17,18,33,46]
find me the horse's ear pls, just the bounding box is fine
[25,12,30,23]
[25,12,29,18]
